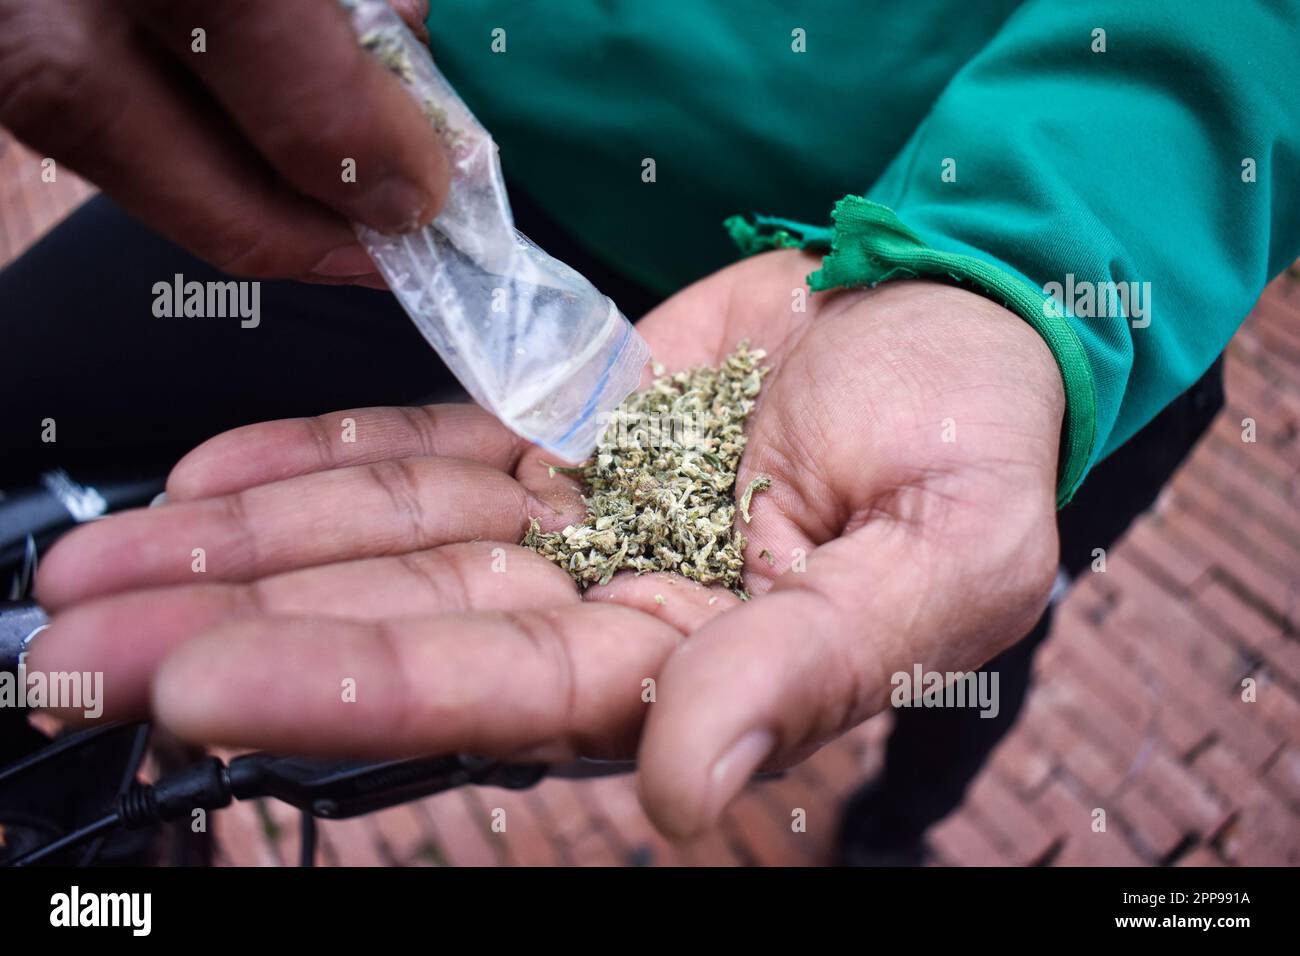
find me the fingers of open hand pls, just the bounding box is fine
[146,602,679,759]
[36,455,561,609]
[29,542,576,721]
[166,403,525,500]
[165,403,588,520]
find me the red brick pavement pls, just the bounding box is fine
[3,134,1297,866]
[0,135,94,263]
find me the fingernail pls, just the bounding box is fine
[395,0,430,28]
[703,729,774,824]
[311,244,375,278]
[357,177,433,234]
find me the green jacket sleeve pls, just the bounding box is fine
[731,0,1300,506]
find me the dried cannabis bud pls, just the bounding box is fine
[358,28,465,150]
[739,475,771,524]
[522,342,771,598]
[359,29,415,81]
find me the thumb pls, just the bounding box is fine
[633,513,1043,839]
[634,573,881,839]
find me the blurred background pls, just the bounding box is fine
[3,129,1297,866]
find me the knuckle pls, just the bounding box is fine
[396,405,440,457]
[504,609,579,736]
[204,235,275,277]
[203,224,294,278]
[365,458,429,545]
[395,549,466,609]
[0,6,99,135]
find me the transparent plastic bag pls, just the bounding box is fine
[344,0,649,461]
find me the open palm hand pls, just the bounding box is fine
[34,250,1064,836]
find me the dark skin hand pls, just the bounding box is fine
[32,250,1065,838]
[0,0,445,285]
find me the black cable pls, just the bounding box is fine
[7,812,119,867]
[0,722,127,786]
[6,748,547,868]
[299,811,317,867]
[4,755,232,868]
[78,723,151,866]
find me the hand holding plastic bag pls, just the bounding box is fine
[345,0,649,461]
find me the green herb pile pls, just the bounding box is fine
[522,343,771,598]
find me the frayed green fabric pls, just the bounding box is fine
[725,196,1098,508]
[723,215,811,254]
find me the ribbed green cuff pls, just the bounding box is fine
[725,196,1098,507]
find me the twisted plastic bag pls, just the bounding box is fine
[344,0,649,461]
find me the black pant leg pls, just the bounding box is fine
[0,196,449,484]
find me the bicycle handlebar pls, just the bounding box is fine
[0,601,47,676]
